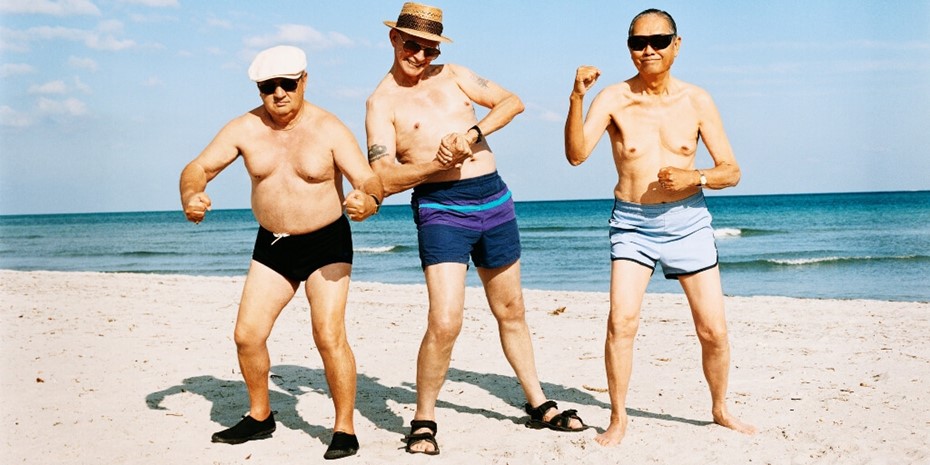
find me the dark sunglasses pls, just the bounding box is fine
[627,34,675,51]
[403,39,441,59]
[257,77,301,94]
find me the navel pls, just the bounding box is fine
[414,122,420,129]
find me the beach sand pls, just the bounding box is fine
[2,270,928,464]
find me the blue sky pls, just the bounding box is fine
[1,0,928,215]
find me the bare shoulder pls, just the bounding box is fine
[305,102,351,133]
[674,78,715,106]
[222,106,264,135]
[367,74,395,103]
[596,79,636,104]
[445,63,486,85]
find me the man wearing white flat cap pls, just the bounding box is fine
[179,44,382,460]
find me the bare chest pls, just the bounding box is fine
[392,83,476,158]
[612,98,700,161]
[241,131,334,184]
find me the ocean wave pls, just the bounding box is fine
[723,255,930,269]
[714,228,742,238]
[355,245,413,254]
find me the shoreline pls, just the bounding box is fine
[2,268,927,304]
[2,270,928,464]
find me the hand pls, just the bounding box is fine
[183,192,212,223]
[657,167,697,191]
[344,190,377,221]
[436,132,473,170]
[573,65,601,97]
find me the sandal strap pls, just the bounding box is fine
[524,400,558,420]
[552,409,580,428]
[409,419,437,435]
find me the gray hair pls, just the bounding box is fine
[628,9,677,36]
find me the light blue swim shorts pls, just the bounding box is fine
[609,191,718,279]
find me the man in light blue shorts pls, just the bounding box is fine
[609,191,717,279]
[564,8,755,447]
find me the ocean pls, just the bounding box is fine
[1,191,928,302]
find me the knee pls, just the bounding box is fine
[233,325,268,352]
[493,294,526,326]
[426,313,463,344]
[696,324,729,350]
[607,311,639,340]
[312,321,347,353]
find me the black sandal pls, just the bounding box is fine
[524,400,588,432]
[323,431,359,460]
[403,419,440,455]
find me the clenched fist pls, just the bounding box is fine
[183,192,212,223]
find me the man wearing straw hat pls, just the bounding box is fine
[564,9,756,446]
[180,45,382,460]
[366,2,587,455]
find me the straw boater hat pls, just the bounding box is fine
[383,2,452,43]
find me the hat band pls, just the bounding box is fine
[395,14,443,36]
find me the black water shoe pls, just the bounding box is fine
[211,412,276,444]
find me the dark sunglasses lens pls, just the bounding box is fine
[258,78,299,94]
[404,40,440,58]
[627,35,673,51]
[652,35,673,50]
[627,36,648,51]
[279,79,299,91]
[403,40,421,53]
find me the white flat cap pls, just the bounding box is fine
[247,45,307,82]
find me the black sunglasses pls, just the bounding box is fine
[627,34,675,51]
[257,76,301,94]
[403,39,441,59]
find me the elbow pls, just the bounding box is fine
[508,94,525,116]
[730,165,741,187]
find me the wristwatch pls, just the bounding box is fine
[697,170,707,187]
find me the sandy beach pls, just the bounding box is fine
[1,269,928,464]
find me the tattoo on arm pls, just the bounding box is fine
[368,144,388,163]
[472,72,489,88]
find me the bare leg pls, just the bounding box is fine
[679,266,757,435]
[596,260,652,447]
[477,260,583,429]
[409,262,467,453]
[234,261,298,420]
[305,262,356,435]
[477,261,545,405]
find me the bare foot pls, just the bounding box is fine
[713,410,757,435]
[594,414,628,446]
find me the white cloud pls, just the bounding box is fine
[525,103,562,122]
[0,63,35,78]
[68,56,98,71]
[141,76,163,87]
[73,76,92,93]
[0,0,101,16]
[206,18,233,30]
[37,96,88,116]
[28,80,68,95]
[0,105,34,127]
[9,24,136,51]
[244,24,356,51]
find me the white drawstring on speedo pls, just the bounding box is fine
[271,233,290,245]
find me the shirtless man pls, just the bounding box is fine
[565,9,757,446]
[366,2,585,455]
[179,45,382,460]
